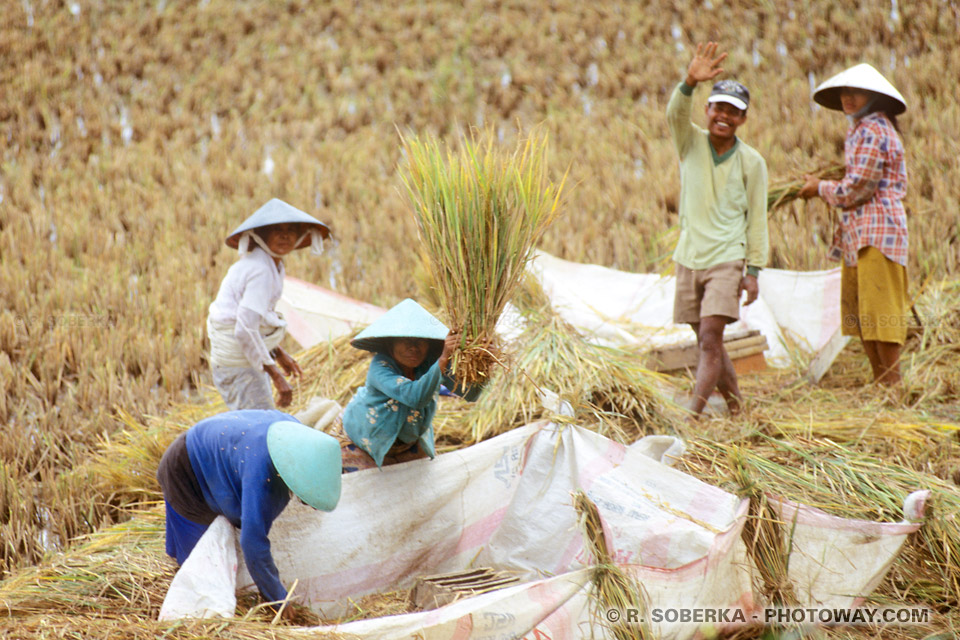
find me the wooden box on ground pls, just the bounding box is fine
[645,329,769,375]
[412,568,519,610]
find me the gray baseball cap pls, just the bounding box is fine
[708,80,750,111]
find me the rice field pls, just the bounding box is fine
[2,0,960,637]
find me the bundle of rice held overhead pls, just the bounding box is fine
[400,130,567,384]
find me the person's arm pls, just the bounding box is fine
[234,305,275,368]
[666,81,696,156]
[744,155,770,273]
[368,356,443,410]
[739,155,768,307]
[238,472,290,606]
[802,122,885,208]
[668,42,728,155]
[234,306,295,407]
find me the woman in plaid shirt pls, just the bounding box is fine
[799,64,908,385]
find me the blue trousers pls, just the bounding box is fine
[164,499,210,565]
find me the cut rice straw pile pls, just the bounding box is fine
[433,302,678,445]
[400,128,567,385]
[0,509,343,638]
[681,434,960,611]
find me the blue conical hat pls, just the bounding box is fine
[350,298,448,353]
[226,198,331,250]
[813,63,906,115]
[266,421,341,512]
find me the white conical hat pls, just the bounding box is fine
[350,298,448,354]
[266,421,341,511]
[225,198,330,250]
[813,63,906,115]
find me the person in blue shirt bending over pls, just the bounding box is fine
[156,410,341,620]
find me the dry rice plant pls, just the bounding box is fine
[681,435,960,612]
[574,490,653,640]
[434,304,678,446]
[3,5,960,636]
[400,129,567,384]
[767,164,846,212]
[0,509,346,638]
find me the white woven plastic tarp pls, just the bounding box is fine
[279,254,844,368]
[159,515,237,621]
[528,251,844,367]
[276,276,386,348]
[161,422,925,639]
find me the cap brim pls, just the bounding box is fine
[707,95,748,111]
[225,222,330,250]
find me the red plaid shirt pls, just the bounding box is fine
[818,111,908,267]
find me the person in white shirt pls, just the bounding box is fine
[207,199,330,409]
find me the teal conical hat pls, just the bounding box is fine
[813,63,906,115]
[350,298,448,353]
[226,199,331,250]
[266,421,341,512]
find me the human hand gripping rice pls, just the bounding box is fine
[207,199,330,409]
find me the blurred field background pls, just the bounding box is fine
[1,0,959,584]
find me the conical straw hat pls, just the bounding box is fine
[225,199,331,249]
[267,420,343,511]
[813,63,906,115]
[350,298,448,354]
[266,421,341,511]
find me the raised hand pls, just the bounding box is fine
[686,42,728,86]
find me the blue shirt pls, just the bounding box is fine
[185,410,294,604]
[342,353,443,468]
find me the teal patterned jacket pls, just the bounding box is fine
[342,353,443,468]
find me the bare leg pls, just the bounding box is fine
[689,316,742,416]
[873,340,902,385]
[861,339,883,381]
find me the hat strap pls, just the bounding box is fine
[238,231,283,258]
[851,94,881,121]
[238,228,325,257]
[308,228,325,256]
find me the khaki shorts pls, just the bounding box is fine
[841,246,908,344]
[673,260,745,324]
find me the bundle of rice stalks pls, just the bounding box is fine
[728,455,800,610]
[399,129,567,385]
[681,435,960,611]
[767,164,845,212]
[573,490,653,640]
[434,305,678,446]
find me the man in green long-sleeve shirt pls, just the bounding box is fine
[667,42,769,418]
